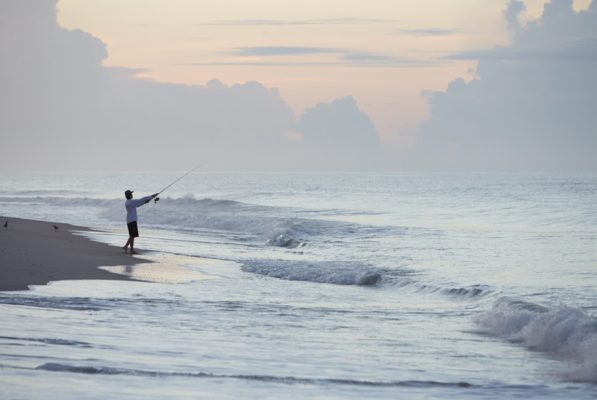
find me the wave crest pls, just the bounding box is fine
[474,298,597,383]
[241,260,383,286]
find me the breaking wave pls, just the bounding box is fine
[265,233,307,248]
[241,260,384,286]
[240,260,494,299]
[409,283,490,298]
[474,298,597,383]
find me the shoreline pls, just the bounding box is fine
[0,216,147,291]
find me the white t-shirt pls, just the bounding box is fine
[125,195,153,224]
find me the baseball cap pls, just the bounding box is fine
[124,190,134,198]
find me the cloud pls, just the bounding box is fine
[0,0,385,172]
[289,96,382,170]
[393,28,459,36]
[0,0,295,171]
[293,96,379,149]
[502,0,526,31]
[231,46,347,57]
[294,96,379,147]
[180,60,424,68]
[340,53,411,62]
[445,0,597,63]
[105,67,152,79]
[201,47,424,67]
[412,0,597,171]
[444,39,597,62]
[204,18,393,26]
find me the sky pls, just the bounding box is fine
[0,0,596,171]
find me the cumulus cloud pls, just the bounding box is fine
[413,0,597,171]
[294,96,380,148]
[0,0,385,171]
[446,0,597,63]
[287,96,383,170]
[502,0,526,31]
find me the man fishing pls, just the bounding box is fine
[123,190,159,254]
[121,165,202,254]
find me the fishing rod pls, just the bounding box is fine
[154,163,204,203]
[153,133,217,203]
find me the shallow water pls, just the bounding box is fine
[1,172,596,399]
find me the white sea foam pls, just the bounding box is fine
[265,233,307,248]
[474,299,597,383]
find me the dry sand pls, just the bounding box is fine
[0,216,146,291]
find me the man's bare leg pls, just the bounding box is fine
[130,237,138,254]
[123,237,133,253]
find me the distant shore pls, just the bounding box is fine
[0,216,145,291]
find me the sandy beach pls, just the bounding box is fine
[0,216,143,291]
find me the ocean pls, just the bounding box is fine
[0,172,596,399]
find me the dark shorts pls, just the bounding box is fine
[127,221,139,238]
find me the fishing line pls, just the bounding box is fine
[154,133,217,203]
[158,163,204,195]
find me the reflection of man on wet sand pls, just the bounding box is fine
[122,190,158,254]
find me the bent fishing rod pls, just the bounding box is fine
[153,163,204,203]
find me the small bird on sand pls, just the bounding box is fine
[53,225,59,231]
[3,221,7,231]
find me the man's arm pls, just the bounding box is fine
[130,194,158,208]
[143,193,160,204]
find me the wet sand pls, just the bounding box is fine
[0,216,144,291]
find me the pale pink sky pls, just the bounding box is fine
[55,0,592,149]
[1,0,595,172]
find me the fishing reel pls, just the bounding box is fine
[154,197,160,203]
